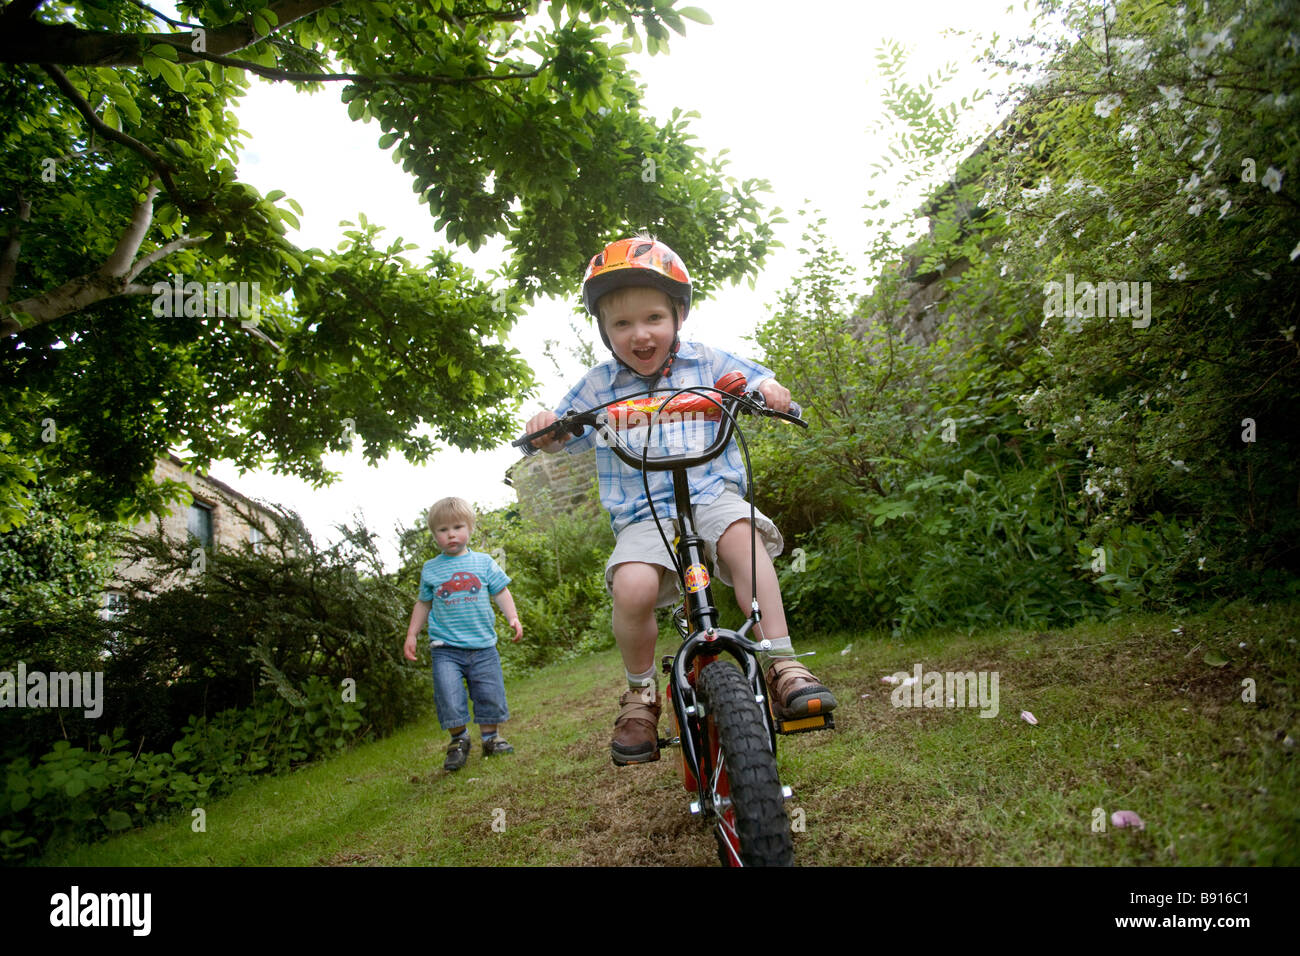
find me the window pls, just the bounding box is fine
[100,591,128,622]
[187,501,214,550]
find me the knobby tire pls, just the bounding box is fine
[698,660,794,866]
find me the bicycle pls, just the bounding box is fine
[513,372,831,866]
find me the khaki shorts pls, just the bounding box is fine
[605,487,784,608]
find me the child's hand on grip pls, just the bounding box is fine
[524,409,569,451]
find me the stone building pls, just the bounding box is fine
[505,446,602,524]
[103,454,281,620]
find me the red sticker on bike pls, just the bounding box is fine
[684,563,710,592]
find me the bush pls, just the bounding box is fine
[97,505,428,751]
[1,678,366,863]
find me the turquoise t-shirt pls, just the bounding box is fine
[417,548,511,649]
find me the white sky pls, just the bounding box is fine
[207,0,1033,568]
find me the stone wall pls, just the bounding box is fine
[505,446,602,523]
[111,455,280,593]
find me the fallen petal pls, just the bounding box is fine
[1111,810,1145,830]
[881,675,902,685]
[1021,710,1038,725]
[840,644,853,656]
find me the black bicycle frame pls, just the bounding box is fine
[596,397,779,811]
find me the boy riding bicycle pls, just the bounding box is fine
[524,236,837,766]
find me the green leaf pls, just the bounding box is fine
[159,59,186,93]
[677,7,713,24]
[252,8,275,37]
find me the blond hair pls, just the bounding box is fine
[426,497,476,534]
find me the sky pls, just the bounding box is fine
[208,0,1035,568]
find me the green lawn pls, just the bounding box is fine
[40,601,1300,866]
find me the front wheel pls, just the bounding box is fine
[697,660,793,866]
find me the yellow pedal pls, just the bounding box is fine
[774,713,835,735]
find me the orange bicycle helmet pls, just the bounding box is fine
[583,237,691,323]
[582,237,692,381]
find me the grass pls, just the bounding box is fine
[38,600,1300,866]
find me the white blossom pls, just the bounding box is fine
[1169,262,1189,280]
[1190,25,1234,61]
[1158,85,1183,110]
[1188,201,1203,216]
[1113,38,1151,71]
[1218,200,1232,219]
[1094,94,1122,118]
[1262,166,1283,193]
[1185,172,1201,192]
[1290,240,1300,261]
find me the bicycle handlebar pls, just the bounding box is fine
[511,376,807,466]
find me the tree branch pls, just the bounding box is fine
[123,0,205,30]
[0,0,336,67]
[4,188,204,337]
[127,234,207,281]
[0,191,31,305]
[39,64,186,206]
[103,184,159,275]
[185,45,543,85]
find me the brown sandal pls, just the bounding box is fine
[611,686,661,765]
[765,659,837,719]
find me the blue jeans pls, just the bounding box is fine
[430,645,510,730]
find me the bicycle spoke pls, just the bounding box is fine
[716,815,742,866]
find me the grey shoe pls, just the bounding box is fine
[444,737,471,771]
[482,736,514,756]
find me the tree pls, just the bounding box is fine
[0,0,777,525]
[852,0,1300,606]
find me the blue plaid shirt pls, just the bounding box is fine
[554,341,775,534]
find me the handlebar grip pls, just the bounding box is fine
[788,400,803,420]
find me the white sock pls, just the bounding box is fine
[626,666,656,689]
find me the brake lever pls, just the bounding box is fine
[512,410,592,456]
[742,390,808,428]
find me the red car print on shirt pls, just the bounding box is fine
[437,571,482,600]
